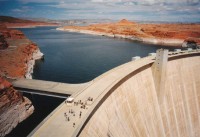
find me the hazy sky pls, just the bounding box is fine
[0,0,200,22]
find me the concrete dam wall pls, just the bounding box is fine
[30,50,200,137]
[79,55,200,137]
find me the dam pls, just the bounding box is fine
[28,49,200,137]
[6,26,179,137]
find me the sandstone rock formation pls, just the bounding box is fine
[0,77,34,136]
[0,24,43,79]
[118,19,135,25]
[59,19,200,47]
[0,33,8,49]
[0,23,43,136]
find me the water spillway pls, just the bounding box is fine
[30,49,200,137]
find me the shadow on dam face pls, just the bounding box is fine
[79,56,200,137]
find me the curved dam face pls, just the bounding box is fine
[79,55,200,137]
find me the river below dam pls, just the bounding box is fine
[7,26,177,137]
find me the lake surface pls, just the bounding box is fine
[6,26,177,137]
[20,26,176,83]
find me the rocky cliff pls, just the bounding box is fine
[0,33,8,49]
[0,24,43,136]
[0,77,34,136]
[0,24,43,79]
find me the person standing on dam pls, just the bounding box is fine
[79,111,82,118]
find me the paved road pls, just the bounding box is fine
[12,79,92,96]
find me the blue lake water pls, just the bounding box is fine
[19,26,176,83]
[6,26,177,137]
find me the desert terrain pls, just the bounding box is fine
[60,19,200,47]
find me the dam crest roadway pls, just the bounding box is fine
[12,48,200,137]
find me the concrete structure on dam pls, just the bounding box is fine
[28,49,200,137]
[12,79,91,98]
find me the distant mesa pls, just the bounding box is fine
[0,16,58,28]
[0,16,34,23]
[118,19,134,24]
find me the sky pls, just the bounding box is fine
[0,0,200,22]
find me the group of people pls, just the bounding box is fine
[63,110,82,128]
[87,97,93,101]
[63,96,94,128]
[65,96,94,109]
[64,112,70,121]
[73,99,83,106]
[64,109,75,121]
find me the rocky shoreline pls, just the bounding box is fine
[56,27,183,46]
[25,48,44,79]
[7,24,58,29]
[57,19,200,48]
[0,24,44,79]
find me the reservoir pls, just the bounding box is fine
[21,26,176,83]
[7,26,177,137]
